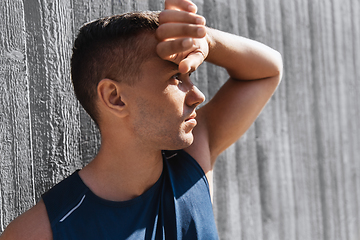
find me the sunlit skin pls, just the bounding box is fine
[124,36,205,152]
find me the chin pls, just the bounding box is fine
[179,133,194,149]
[163,133,194,151]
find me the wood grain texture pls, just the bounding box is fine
[1,0,360,239]
[0,0,35,231]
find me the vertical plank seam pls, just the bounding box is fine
[21,0,37,205]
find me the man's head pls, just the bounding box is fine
[71,11,159,125]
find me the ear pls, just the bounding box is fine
[97,79,129,118]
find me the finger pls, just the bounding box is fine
[178,52,205,73]
[156,38,194,61]
[159,10,206,25]
[165,0,197,13]
[156,23,206,41]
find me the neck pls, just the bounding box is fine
[79,135,164,202]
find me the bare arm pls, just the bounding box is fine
[194,28,283,164]
[206,28,282,81]
[184,30,282,200]
[0,200,52,240]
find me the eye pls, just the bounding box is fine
[172,73,183,85]
[172,73,180,80]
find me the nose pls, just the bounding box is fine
[186,85,205,108]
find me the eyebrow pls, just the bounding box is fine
[166,61,179,72]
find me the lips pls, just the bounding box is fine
[185,112,197,122]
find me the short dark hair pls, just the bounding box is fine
[71,11,160,124]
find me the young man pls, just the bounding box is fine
[1,0,282,239]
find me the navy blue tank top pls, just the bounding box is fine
[42,150,219,239]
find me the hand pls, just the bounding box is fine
[155,0,209,73]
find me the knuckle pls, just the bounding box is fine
[156,44,162,56]
[191,25,199,36]
[155,25,167,40]
[158,11,168,24]
[181,24,193,35]
[173,39,185,53]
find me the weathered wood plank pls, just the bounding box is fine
[307,1,338,239]
[132,0,149,11]
[43,0,82,179]
[246,0,278,238]
[244,0,274,239]
[112,0,133,14]
[23,0,53,199]
[148,0,163,11]
[344,0,360,237]
[263,0,296,239]
[22,0,81,200]
[350,0,360,236]
[332,0,360,239]
[0,0,34,230]
[235,128,263,240]
[231,2,262,239]
[331,0,359,239]
[280,0,324,239]
[253,0,290,239]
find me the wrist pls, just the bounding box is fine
[204,27,217,62]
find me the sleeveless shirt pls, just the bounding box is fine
[42,150,219,239]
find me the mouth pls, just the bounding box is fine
[184,112,197,127]
[185,112,197,122]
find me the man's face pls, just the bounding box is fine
[124,36,205,151]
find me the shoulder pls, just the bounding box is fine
[42,170,87,223]
[0,199,52,240]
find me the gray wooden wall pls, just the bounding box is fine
[1,0,359,239]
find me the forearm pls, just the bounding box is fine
[205,28,283,81]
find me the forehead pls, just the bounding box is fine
[135,33,179,82]
[141,56,178,75]
[140,41,178,74]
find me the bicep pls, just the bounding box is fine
[197,75,280,164]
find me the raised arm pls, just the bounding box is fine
[156,0,282,168]
[206,28,282,81]
[193,28,283,164]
